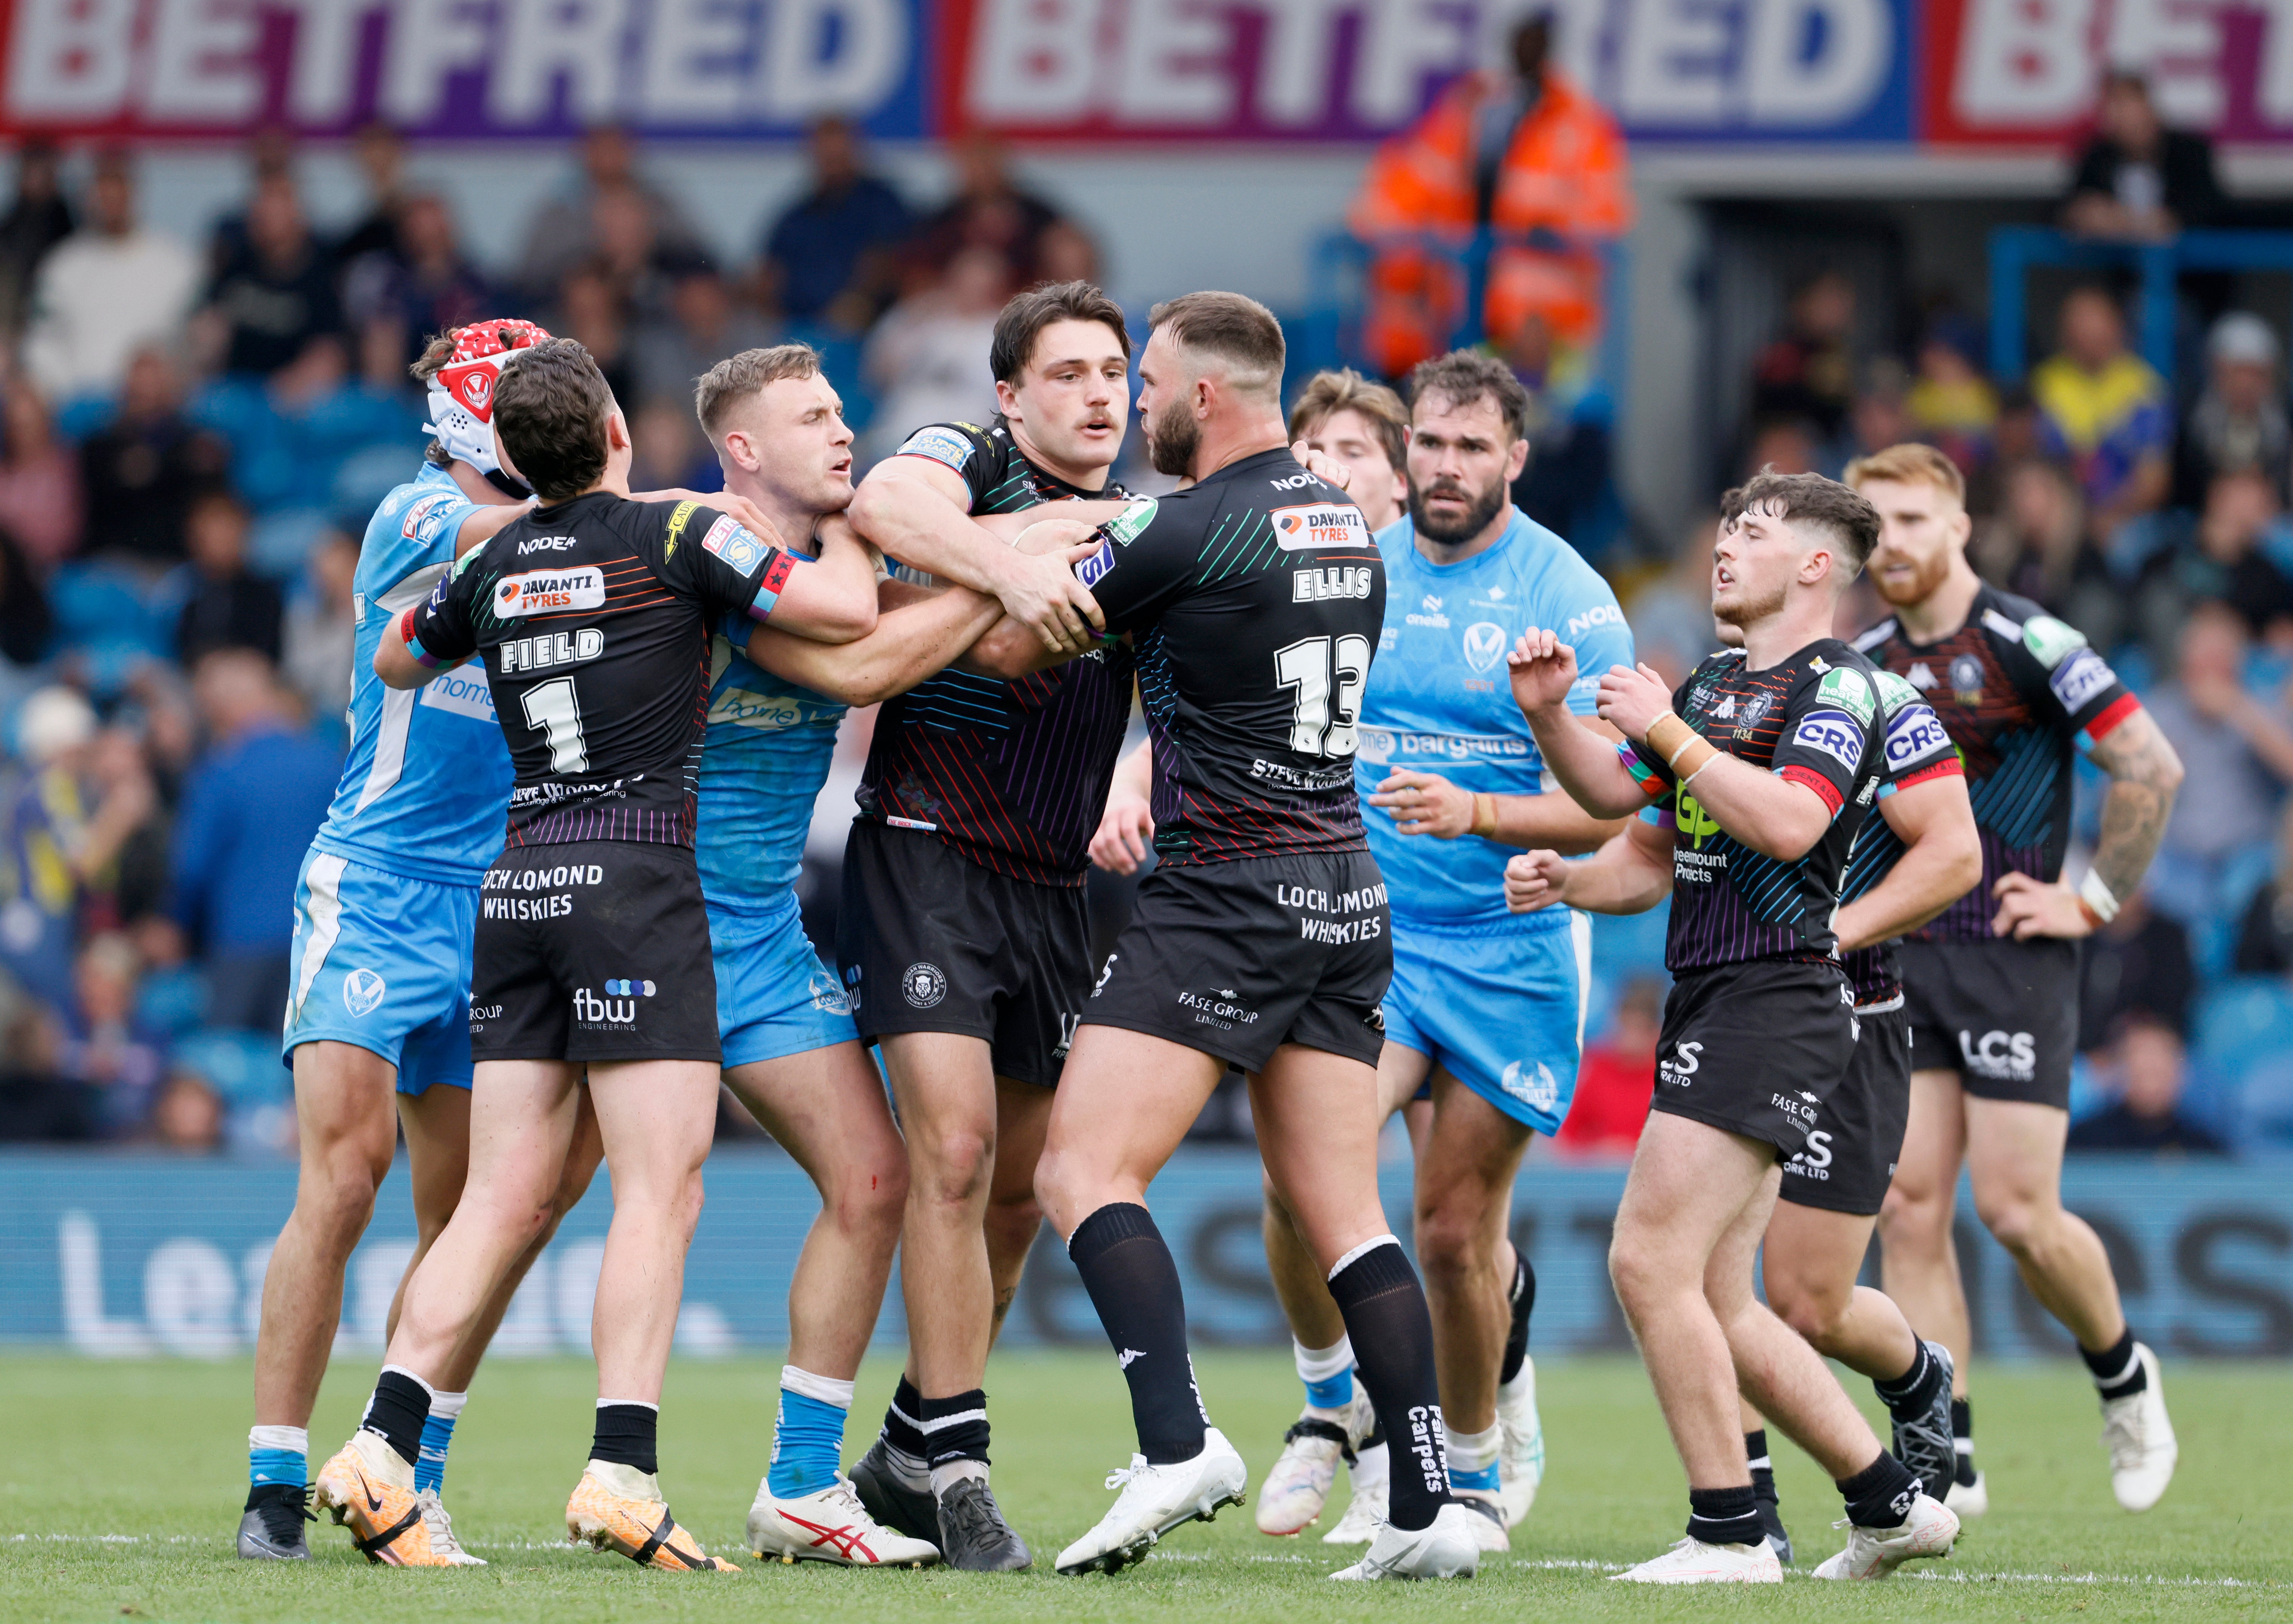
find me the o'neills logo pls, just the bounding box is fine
[497,565,605,617]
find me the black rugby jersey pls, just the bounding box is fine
[1077,447,1385,865]
[1835,669,1966,1005]
[1622,640,1886,974]
[1852,584,2137,944]
[413,494,786,847]
[858,416,1136,888]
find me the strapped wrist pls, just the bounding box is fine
[2077,868,2120,927]
[1472,792,1498,839]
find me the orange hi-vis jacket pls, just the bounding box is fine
[1349,69,1633,377]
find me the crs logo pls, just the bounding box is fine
[1959,1028,2036,1081]
[1790,709,1863,769]
[1461,621,1506,673]
[1885,706,1950,766]
[1657,1040,1703,1086]
[1566,604,1625,640]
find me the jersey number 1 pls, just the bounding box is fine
[521,677,590,773]
[1275,634,1368,758]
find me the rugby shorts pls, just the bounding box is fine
[283,849,475,1096]
[1384,909,1591,1135]
[1899,936,2078,1110]
[835,821,1090,1089]
[1779,999,1912,1217]
[711,891,858,1069]
[1082,850,1391,1074]
[469,840,719,1065]
[1651,959,1858,1159]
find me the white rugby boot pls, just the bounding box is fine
[1495,1356,1544,1525]
[1450,1488,1510,1552]
[1322,1447,1388,1544]
[1811,1492,1959,1580]
[1612,1537,1783,1583]
[1953,1468,1989,1517]
[1055,1429,1247,1575]
[2100,1343,2177,1512]
[747,1475,940,1567]
[1255,1389,1374,1536]
[1328,1502,1480,1580]
[415,1489,486,1566]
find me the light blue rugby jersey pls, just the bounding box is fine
[694,623,847,910]
[1357,506,1634,925]
[309,465,515,888]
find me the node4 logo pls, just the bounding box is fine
[341,969,386,1018]
[575,981,654,1026]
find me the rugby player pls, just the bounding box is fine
[1510,471,1957,1582]
[242,319,601,1564]
[315,338,877,1569]
[835,282,1142,1570]
[1851,443,2184,1514]
[1035,292,1483,1582]
[683,342,1094,1566]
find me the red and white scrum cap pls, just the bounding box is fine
[425,319,552,492]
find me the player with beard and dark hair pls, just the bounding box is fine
[1847,443,2184,1516]
[1510,471,1958,1583]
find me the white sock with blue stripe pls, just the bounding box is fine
[415,1391,466,1495]
[248,1425,307,1491]
[1294,1336,1356,1416]
[1446,1420,1502,1495]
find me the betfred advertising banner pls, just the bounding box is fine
[0,0,2287,147]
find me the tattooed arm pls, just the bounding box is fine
[1993,705,2184,939]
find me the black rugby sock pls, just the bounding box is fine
[1328,1238,1451,1533]
[1744,1429,1777,1506]
[1872,1337,1940,1413]
[1069,1203,1207,1466]
[1952,1398,1977,1487]
[1686,1484,1763,1547]
[918,1388,991,1469]
[882,1374,928,1458]
[1837,1450,1918,1529]
[2081,1328,2146,1400]
[359,1367,432,1470]
[591,1401,659,1476]
[1499,1248,1535,1387]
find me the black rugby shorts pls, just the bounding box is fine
[1778,1000,1912,1216]
[1899,936,2078,1110]
[1651,959,1858,1159]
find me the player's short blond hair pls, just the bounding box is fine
[1843,442,1965,509]
[694,343,823,441]
[1287,370,1407,473]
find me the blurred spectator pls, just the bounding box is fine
[22,151,200,403]
[1741,419,1821,480]
[1349,14,1631,380]
[1970,458,2119,645]
[151,1069,224,1151]
[2143,602,2293,922]
[169,650,338,1029]
[200,175,343,378]
[2174,313,2289,509]
[1502,314,1610,547]
[0,688,151,1010]
[2076,886,2194,1051]
[192,331,416,518]
[1555,974,1660,1156]
[2031,287,2170,539]
[281,530,357,721]
[518,126,703,298]
[2156,472,2293,644]
[549,264,638,411]
[1907,312,1998,472]
[1627,515,1723,688]
[78,347,231,565]
[908,133,1066,285]
[634,263,773,409]
[0,977,86,1141]
[1036,218,1101,286]
[0,381,83,569]
[2063,71,2227,242]
[590,187,677,321]
[0,138,73,337]
[2234,799,2293,975]
[173,490,281,665]
[1847,358,1913,461]
[762,116,911,330]
[1750,271,1858,447]
[0,524,53,668]
[630,399,720,496]
[2066,1018,2227,1154]
[347,194,498,369]
[333,123,411,266]
[77,724,167,934]
[859,247,1010,464]
[203,125,298,276]
[55,930,166,1137]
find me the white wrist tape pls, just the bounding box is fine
[2078,868,2121,924]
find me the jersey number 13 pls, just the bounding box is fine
[1275,634,1368,758]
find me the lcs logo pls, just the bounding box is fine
[1657,1040,1703,1086]
[1959,1028,2036,1081]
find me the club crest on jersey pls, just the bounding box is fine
[1461,621,1506,673]
[1736,691,1775,731]
[1271,503,1372,551]
[341,968,386,1017]
[700,513,769,577]
[1950,652,1985,703]
[496,566,604,617]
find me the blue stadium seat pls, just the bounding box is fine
[2194,978,2293,1147]
[171,1028,289,1112]
[135,965,209,1039]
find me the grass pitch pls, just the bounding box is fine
[4,1349,2285,1621]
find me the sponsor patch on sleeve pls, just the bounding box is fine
[1789,708,1866,770]
[2048,646,2118,713]
[894,425,976,471]
[1075,540,1117,589]
[1814,666,1875,727]
[1104,497,1158,545]
[1883,700,1954,772]
[2021,612,2089,669]
[399,491,458,546]
[700,512,770,577]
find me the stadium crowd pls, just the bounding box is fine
[0,113,2283,1161]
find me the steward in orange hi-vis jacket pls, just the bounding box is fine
[1348,19,1632,380]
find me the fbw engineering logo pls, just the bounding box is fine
[575,981,655,1027]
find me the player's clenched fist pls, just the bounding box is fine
[1507,628,1579,716]
[1595,662,1675,744]
[1505,849,1571,914]
[1090,791,1154,875]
